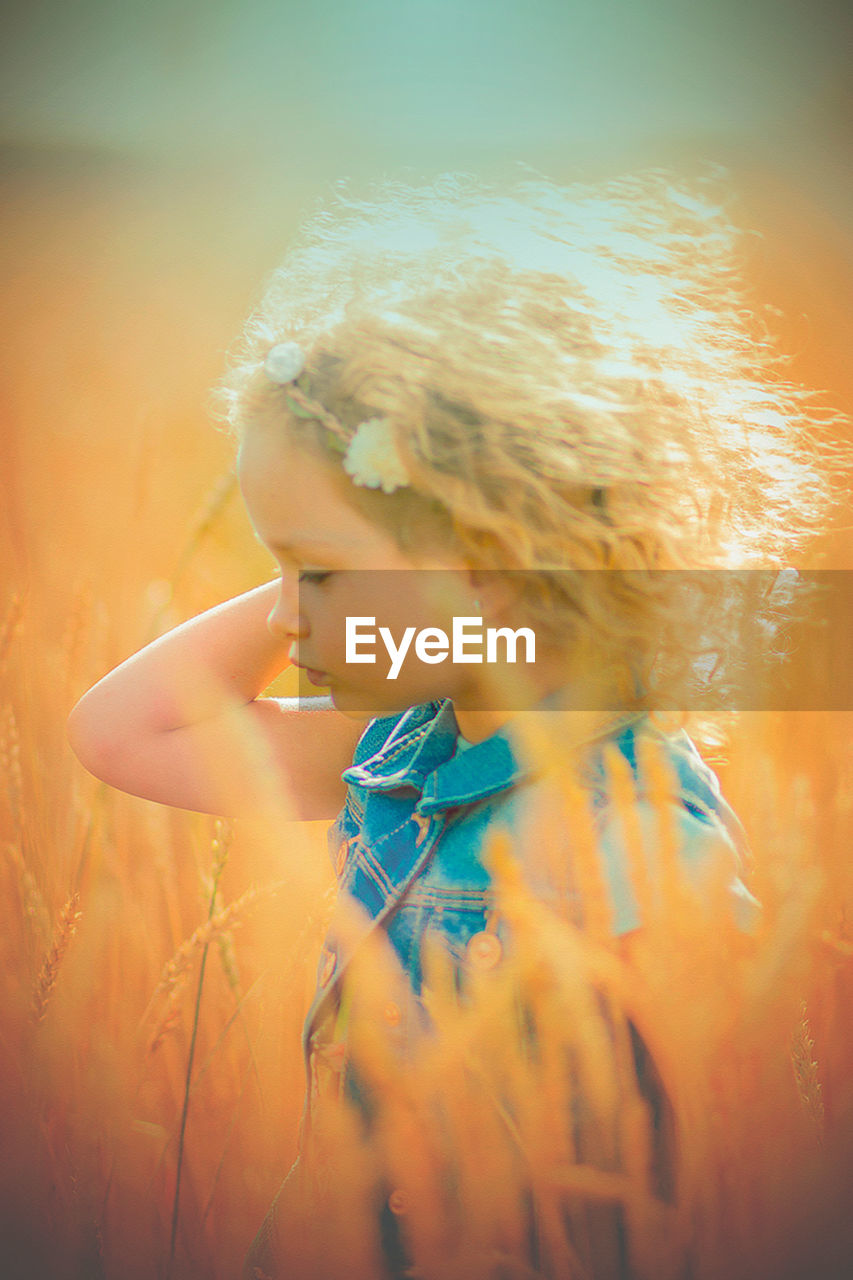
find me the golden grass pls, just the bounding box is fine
[3,152,853,1279]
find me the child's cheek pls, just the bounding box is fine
[316,601,350,673]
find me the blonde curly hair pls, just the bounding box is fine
[216,170,842,708]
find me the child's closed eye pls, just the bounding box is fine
[298,570,333,585]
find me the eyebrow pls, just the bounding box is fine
[266,535,351,554]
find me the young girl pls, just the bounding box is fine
[68,171,828,1279]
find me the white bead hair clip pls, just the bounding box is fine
[263,342,411,494]
[263,341,306,384]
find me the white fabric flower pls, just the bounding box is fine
[342,418,410,494]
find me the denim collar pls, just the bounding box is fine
[341,697,644,815]
[340,698,523,813]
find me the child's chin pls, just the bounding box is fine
[330,684,416,719]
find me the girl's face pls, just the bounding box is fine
[237,423,487,720]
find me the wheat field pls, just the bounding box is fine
[2,150,853,1279]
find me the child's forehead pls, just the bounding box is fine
[238,424,424,566]
[239,426,355,519]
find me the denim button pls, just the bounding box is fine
[388,1188,409,1215]
[383,1001,402,1026]
[467,931,502,969]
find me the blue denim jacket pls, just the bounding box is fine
[301,697,756,1061]
[240,699,757,1280]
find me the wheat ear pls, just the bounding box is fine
[31,893,83,1025]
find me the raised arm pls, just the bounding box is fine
[66,580,365,819]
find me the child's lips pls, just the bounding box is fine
[294,661,330,685]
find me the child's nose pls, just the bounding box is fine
[267,578,306,640]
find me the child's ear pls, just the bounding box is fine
[466,569,523,621]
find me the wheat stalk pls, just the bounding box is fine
[5,840,50,940]
[791,1002,825,1136]
[31,893,83,1025]
[199,820,243,993]
[61,579,93,692]
[165,819,275,1277]
[147,997,182,1056]
[0,703,24,832]
[167,470,238,599]
[144,879,284,1021]
[0,592,23,678]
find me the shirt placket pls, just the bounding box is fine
[303,809,449,1098]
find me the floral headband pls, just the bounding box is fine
[263,342,411,495]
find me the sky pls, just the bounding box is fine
[1,0,851,179]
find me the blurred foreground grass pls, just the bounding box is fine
[2,148,853,1279]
